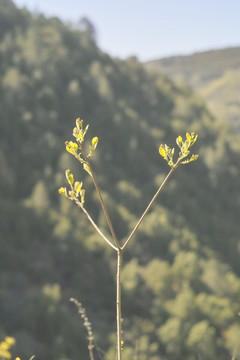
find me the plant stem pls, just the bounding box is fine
[122,162,179,250]
[76,199,118,251]
[116,248,123,360]
[80,143,121,249]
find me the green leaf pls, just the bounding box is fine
[181,154,199,164]
[159,145,166,157]
[58,187,68,197]
[186,132,192,141]
[92,136,98,149]
[88,136,99,157]
[74,181,82,195]
[190,154,199,162]
[193,134,198,144]
[176,135,182,148]
[65,169,74,185]
[65,141,78,154]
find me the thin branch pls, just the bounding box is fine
[122,162,179,251]
[80,143,121,249]
[75,198,118,251]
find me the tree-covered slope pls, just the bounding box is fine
[145,47,240,130]
[0,1,240,359]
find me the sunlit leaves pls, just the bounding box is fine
[74,181,83,196]
[92,136,98,149]
[159,132,199,167]
[178,132,198,165]
[65,141,78,155]
[159,144,175,167]
[159,145,166,157]
[181,154,199,164]
[176,135,182,148]
[59,118,99,206]
[58,175,86,207]
[58,186,68,197]
[65,118,99,170]
[88,136,98,157]
[73,118,89,143]
[186,132,192,142]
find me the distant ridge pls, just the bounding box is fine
[145,46,240,85]
[144,46,240,130]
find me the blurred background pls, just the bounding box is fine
[0,1,240,359]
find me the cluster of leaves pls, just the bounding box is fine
[159,132,198,167]
[58,118,99,206]
[59,170,86,205]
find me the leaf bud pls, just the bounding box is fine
[58,187,68,197]
[65,169,74,185]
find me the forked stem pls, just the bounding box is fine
[61,122,199,360]
[80,157,180,360]
[75,198,118,251]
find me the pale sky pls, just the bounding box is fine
[13,0,240,61]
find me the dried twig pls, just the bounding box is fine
[70,297,95,360]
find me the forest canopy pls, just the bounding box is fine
[0,1,240,359]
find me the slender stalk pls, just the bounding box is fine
[122,162,179,250]
[80,143,121,249]
[75,199,118,251]
[116,248,123,360]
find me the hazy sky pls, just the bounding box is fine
[13,0,240,61]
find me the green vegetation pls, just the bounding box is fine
[0,1,240,359]
[144,47,240,130]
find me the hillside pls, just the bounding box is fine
[1,1,240,359]
[145,47,240,130]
